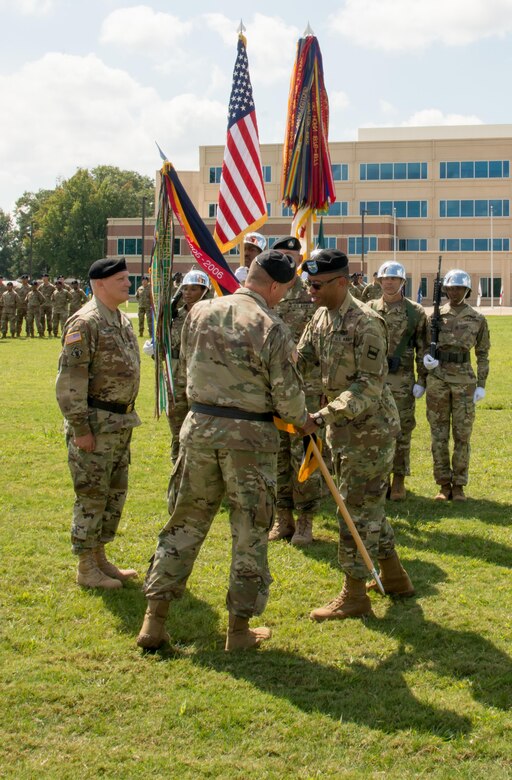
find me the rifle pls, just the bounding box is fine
[429,255,443,358]
[170,288,183,320]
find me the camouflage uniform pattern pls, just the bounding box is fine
[56,296,141,553]
[370,296,427,475]
[26,287,45,337]
[274,275,322,513]
[349,283,363,300]
[167,305,189,463]
[16,282,30,336]
[52,288,71,336]
[39,281,55,335]
[1,289,19,337]
[362,281,382,302]
[425,301,490,486]
[136,283,153,336]
[298,293,400,579]
[143,288,307,615]
[68,287,88,315]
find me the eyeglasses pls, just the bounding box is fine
[306,275,345,291]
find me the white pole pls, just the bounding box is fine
[393,208,396,261]
[490,204,494,308]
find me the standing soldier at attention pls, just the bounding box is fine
[298,249,414,622]
[56,257,140,589]
[362,272,382,302]
[0,276,5,325]
[16,274,31,337]
[167,269,211,463]
[68,280,88,315]
[136,275,152,337]
[1,281,20,338]
[52,280,71,337]
[422,269,490,502]
[26,280,45,338]
[369,261,427,500]
[137,250,310,652]
[39,273,55,336]
[270,236,322,546]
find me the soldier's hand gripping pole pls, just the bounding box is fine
[429,255,443,358]
[307,435,386,596]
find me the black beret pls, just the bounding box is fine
[272,236,302,252]
[21,274,29,279]
[304,249,349,276]
[30,280,38,285]
[89,257,127,279]
[256,249,296,283]
[7,281,13,286]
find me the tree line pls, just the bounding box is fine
[0,166,154,280]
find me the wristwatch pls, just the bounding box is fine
[313,414,325,428]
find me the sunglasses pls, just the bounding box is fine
[306,275,345,291]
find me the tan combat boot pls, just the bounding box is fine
[367,551,415,597]
[434,483,452,501]
[310,575,373,622]
[225,614,272,651]
[451,485,467,502]
[268,508,295,541]
[389,474,406,501]
[291,514,313,546]
[136,600,171,649]
[94,543,138,582]
[76,550,122,590]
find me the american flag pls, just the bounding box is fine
[214,34,267,253]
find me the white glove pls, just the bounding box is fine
[423,354,439,371]
[142,339,154,357]
[473,387,486,403]
[412,384,425,399]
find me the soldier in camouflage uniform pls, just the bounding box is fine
[26,280,45,337]
[0,276,5,325]
[56,257,140,590]
[39,274,55,336]
[298,249,414,622]
[167,269,211,463]
[68,280,88,315]
[349,273,363,300]
[270,236,322,546]
[16,274,31,336]
[1,282,19,338]
[51,281,71,336]
[369,261,428,500]
[137,250,310,652]
[136,275,153,337]
[362,272,382,302]
[422,269,490,502]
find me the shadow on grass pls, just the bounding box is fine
[389,494,512,528]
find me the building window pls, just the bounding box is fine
[266,203,272,216]
[396,239,428,251]
[331,163,348,181]
[360,200,427,218]
[347,236,378,254]
[173,238,182,255]
[439,238,510,251]
[327,202,348,216]
[228,246,239,256]
[262,165,271,183]
[439,200,510,218]
[440,160,510,179]
[209,166,222,183]
[208,203,218,218]
[117,238,142,255]
[324,236,337,249]
[360,162,427,181]
[282,205,294,217]
[480,277,502,297]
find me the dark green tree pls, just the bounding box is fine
[0,209,17,276]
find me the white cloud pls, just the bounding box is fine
[0,0,54,13]
[379,99,395,115]
[0,53,226,210]
[330,0,512,51]
[100,5,192,53]
[330,90,350,111]
[402,108,483,126]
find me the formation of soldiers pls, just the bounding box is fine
[0,273,89,338]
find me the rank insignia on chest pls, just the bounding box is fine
[367,345,380,360]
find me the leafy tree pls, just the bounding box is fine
[0,209,17,276]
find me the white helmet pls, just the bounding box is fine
[442,269,471,292]
[234,266,249,283]
[377,261,407,281]
[244,232,266,252]
[182,270,210,288]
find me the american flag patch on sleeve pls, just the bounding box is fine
[65,331,82,345]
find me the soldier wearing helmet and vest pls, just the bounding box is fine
[168,269,211,463]
[242,232,266,267]
[370,261,428,500]
[422,269,490,501]
[136,275,152,337]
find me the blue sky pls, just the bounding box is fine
[1,0,511,212]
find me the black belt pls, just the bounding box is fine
[438,351,470,364]
[87,396,135,414]
[191,403,273,422]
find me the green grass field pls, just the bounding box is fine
[1,316,511,779]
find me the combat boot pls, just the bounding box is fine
[366,551,415,597]
[94,543,138,582]
[389,474,406,501]
[434,483,452,501]
[76,550,122,590]
[451,485,467,502]
[268,508,295,541]
[291,513,313,546]
[225,614,272,651]
[136,600,171,649]
[310,575,373,622]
